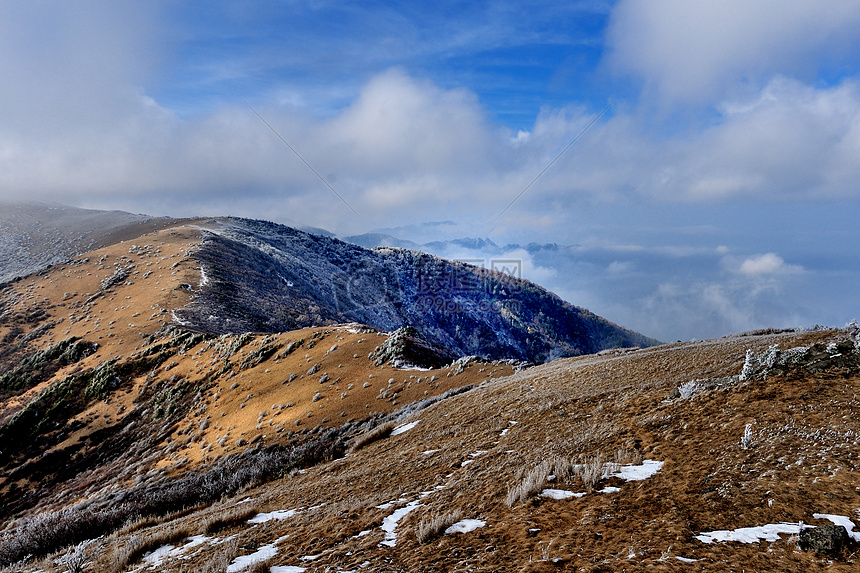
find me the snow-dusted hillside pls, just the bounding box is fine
[182,218,660,363]
[0,202,164,283]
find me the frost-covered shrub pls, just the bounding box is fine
[392,384,474,421]
[780,346,809,364]
[763,344,780,368]
[450,355,479,375]
[741,423,755,450]
[201,537,238,573]
[506,455,618,505]
[100,265,133,291]
[740,344,812,380]
[740,349,758,381]
[0,429,349,567]
[506,463,552,506]
[846,319,860,350]
[579,456,611,491]
[678,380,703,399]
[57,540,90,573]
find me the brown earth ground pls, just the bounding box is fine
[0,223,857,572]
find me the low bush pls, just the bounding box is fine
[0,428,348,568]
[416,509,463,544]
[348,421,395,453]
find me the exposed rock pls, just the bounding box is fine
[799,524,852,556]
[369,326,457,369]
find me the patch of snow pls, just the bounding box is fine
[300,554,321,561]
[248,509,300,523]
[445,519,486,535]
[271,567,306,573]
[421,449,439,455]
[610,459,664,481]
[813,513,860,542]
[675,556,698,563]
[460,450,487,467]
[391,420,419,436]
[541,489,586,500]
[170,310,191,326]
[142,544,176,567]
[180,535,210,551]
[380,500,422,547]
[598,486,621,494]
[695,522,802,544]
[135,536,212,569]
[376,498,408,510]
[227,543,278,572]
[392,361,432,371]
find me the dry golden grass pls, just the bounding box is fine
[6,327,860,572]
[415,509,463,544]
[347,420,396,453]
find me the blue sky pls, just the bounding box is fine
[156,1,614,127]
[1,1,859,341]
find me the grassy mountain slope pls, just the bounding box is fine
[2,326,858,572]
[0,223,512,527]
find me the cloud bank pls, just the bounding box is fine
[0,1,857,340]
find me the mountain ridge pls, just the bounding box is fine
[180,217,660,362]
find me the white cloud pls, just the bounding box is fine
[607,0,860,105]
[736,253,803,277]
[635,278,790,341]
[0,2,165,131]
[3,9,860,230]
[526,76,860,204]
